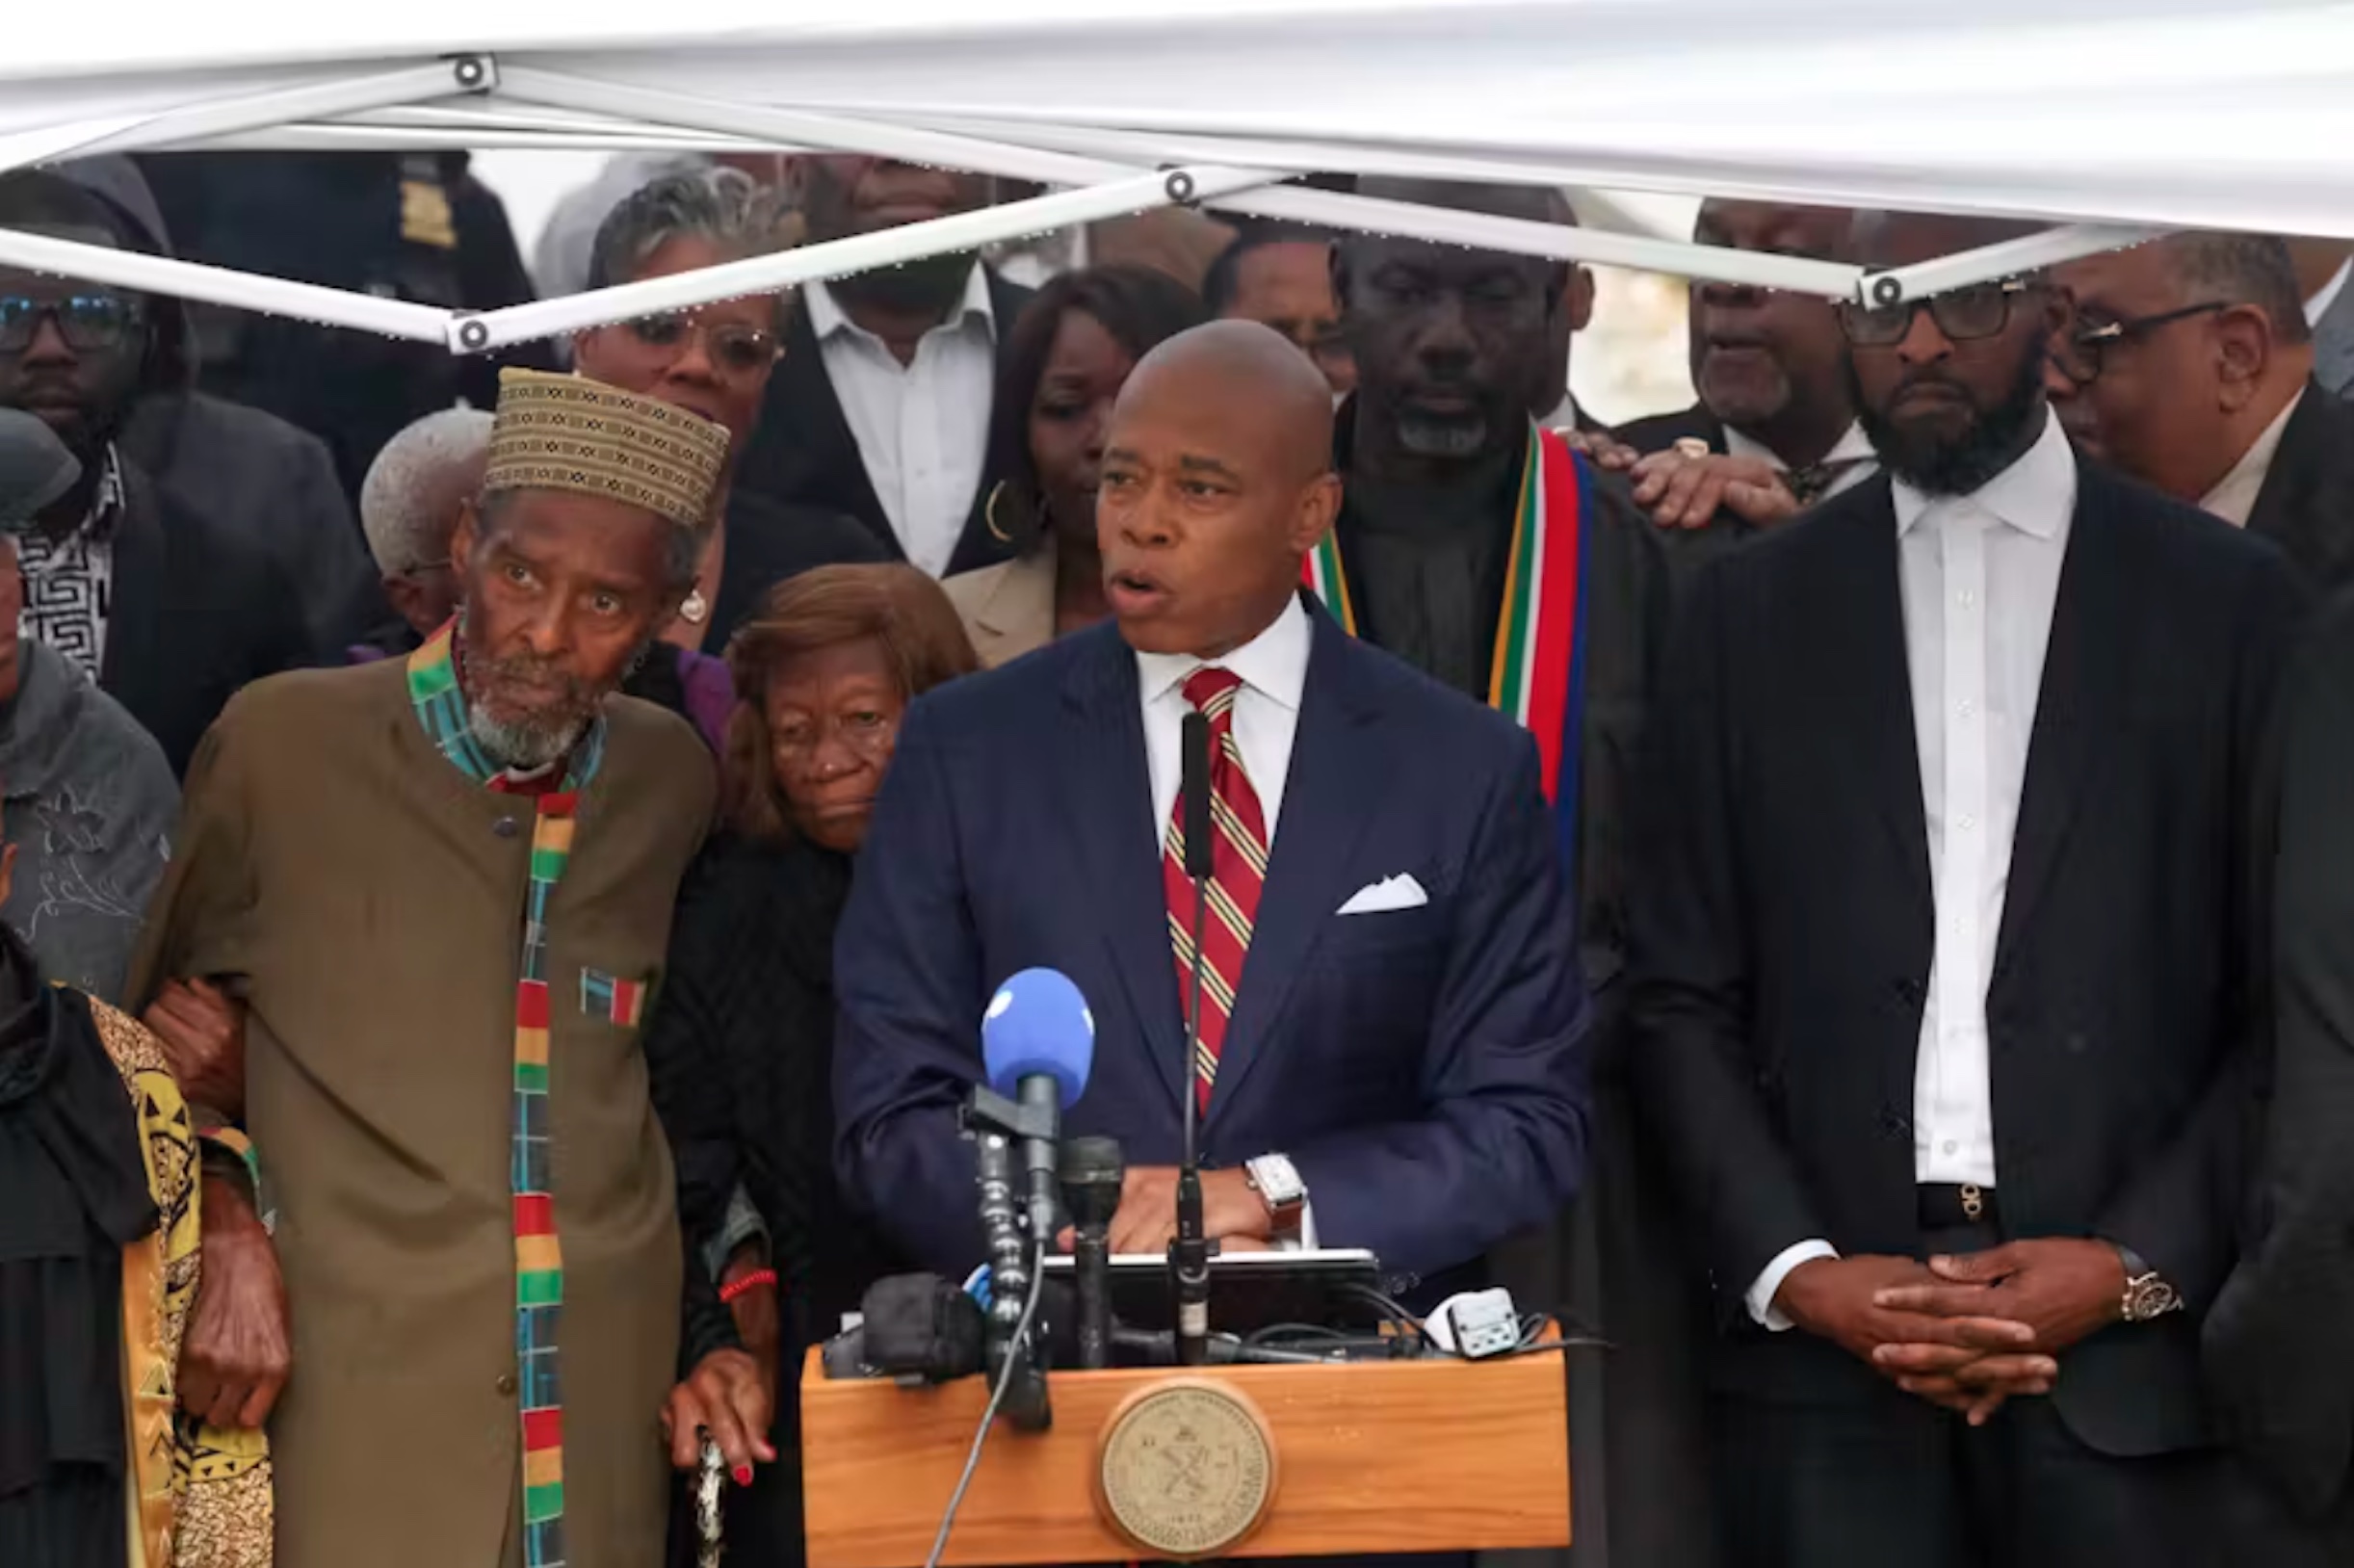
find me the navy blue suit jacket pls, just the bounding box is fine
[832,603,1591,1286]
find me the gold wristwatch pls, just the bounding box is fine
[2113,1243,2183,1323]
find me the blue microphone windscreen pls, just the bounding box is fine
[981,968,1094,1106]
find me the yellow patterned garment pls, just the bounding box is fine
[84,996,275,1568]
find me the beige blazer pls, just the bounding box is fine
[945,542,1059,668]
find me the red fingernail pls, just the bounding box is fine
[733,1466,753,1485]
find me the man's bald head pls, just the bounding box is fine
[1117,319,1337,483]
[1098,321,1343,658]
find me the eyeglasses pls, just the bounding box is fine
[0,292,145,353]
[623,311,779,376]
[1837,278,2035,348]
[2051,300,2229,385]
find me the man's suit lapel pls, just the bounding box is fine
[1811,487,1933,917]
[100,465,165,698]
[766,304,899,559]
[1059,628,1187,1113]
[941,271,1037,578]
[2246,383,2354,589]
[1206,611,1388,1131]
[1993,472,2133,984]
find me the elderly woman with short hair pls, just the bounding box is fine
[650,563,978,1566]
[572,169,885,659]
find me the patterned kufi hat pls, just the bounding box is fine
[484,368,728,531]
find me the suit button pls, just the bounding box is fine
[2067,1033,2088,1055]
[496,1372,517,1396]
[494,818,520,839]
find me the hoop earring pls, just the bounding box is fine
[984,481,1016,544]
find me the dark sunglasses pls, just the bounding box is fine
[0,292,145,353]
[2052,301,2230,385]
[1837,278,2034,348]
[623,312,778,376]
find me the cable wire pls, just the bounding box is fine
[923,1242,1048,1568]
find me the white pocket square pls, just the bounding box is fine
[1337,873,1429,916]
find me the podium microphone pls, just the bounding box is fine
[967,968,1095,1430]
[1059,1136,1124,1371]
[1174,708,1215,1367]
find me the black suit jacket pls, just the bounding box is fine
[2206,587,2354,1518]
[104,461,317,775]
[1628,459,2309,1456]
[1612,401,1763,575]
[732,270,1033,579]
[2246,381,2354,593]
[703,488,890,652]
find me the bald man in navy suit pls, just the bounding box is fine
[834,321,1588,1294]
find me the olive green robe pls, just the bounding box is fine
[129,657,715,1568]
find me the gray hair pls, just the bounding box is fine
[2162,233,2312,346]
[360,407,493,575]
[586,167,801,330]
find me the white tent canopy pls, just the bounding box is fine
[6,0,2348,353]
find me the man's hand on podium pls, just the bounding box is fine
[1053,1165,1275,1255]
[664,1348,776,1484]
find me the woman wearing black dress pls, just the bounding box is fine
[651,563,978,1565]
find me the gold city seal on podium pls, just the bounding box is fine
[1094,1378,1279,1559]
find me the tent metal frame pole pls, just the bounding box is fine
[0,224,454,340]
[450,162,1272,352]
[494,68,1864,298]
[0,57,494,175]
[1868,222,2162,304]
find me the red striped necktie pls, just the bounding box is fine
[1162,666,1270,1112]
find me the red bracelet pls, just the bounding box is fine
[719,1267,778,1305]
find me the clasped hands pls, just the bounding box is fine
[1775,1240,2128,1425]
[1055,1165,1275,1257]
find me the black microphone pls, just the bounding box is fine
[1173,709,1214,1366]
[1059,1137,1125,1371]
[964,969,1098,1431]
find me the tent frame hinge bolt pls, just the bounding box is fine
[450,54,497,94]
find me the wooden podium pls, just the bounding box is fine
[801,1342,1571,1566]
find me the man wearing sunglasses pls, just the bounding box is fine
[2048,233,2354,591]
[1632,208,2311,1565]
[0,170,314,775]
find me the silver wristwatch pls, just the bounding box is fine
[1244,1154,1308,1240]
[2113,1243,2183,1323]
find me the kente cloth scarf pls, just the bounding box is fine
[1304,420,1594,864]
[406,622,607,1568]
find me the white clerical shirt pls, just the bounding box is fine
[1747,409,2078,1328]
[2198,390,2304,529]
[804,267,997,577]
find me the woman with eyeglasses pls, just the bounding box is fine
[572,170,887,745]
[943,266,1208,666]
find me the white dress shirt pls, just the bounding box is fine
[1723,420,1880,502]
[804,267,997,578]
[1746,409,2078,1328]
[2305,260,2351,327]
[1135,596,1319,1244]
[2198,389,2304,529]
[1137,596,1312,844]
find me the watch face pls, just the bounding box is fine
[2127,1277,2182,1321]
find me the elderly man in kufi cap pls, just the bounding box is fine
[128,371,733,1568]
